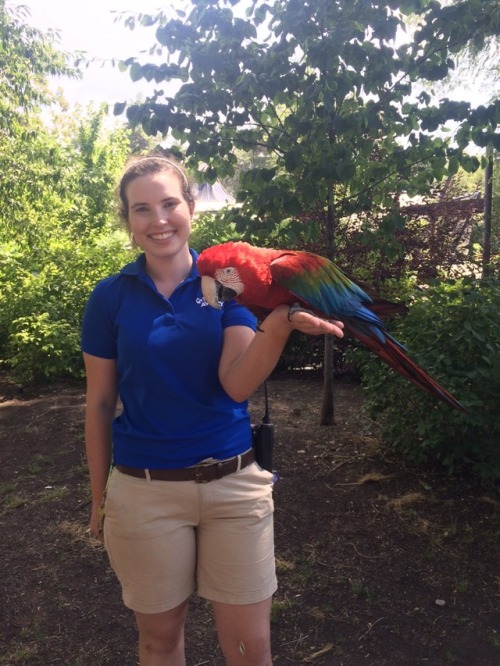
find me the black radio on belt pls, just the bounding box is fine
[252,381,274,473]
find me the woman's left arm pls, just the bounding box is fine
[219,304,344,403]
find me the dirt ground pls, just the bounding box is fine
[0,372,498,666]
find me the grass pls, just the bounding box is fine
[0,621,50,665]
[27,453,52,475]
[454,579,469,594]
[271,597,298,623]
[0,495,28,514]
[350,579,382,606]
[0,485,69,516]
[35,486,69,504]
[0,481,16,496]
[0,647,37,665]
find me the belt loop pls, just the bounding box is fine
[145,468,152,482]
[236,454,242,472]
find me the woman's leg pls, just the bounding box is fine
[104,472,198,664]
[135,600,189,666]
[212,597,273,666]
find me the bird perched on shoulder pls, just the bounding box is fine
[197,241,466,412]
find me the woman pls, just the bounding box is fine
[82,155,344,666]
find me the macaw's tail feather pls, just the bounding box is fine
[350,279,408,320]
[366,298,408,319]
[346,324,467,412]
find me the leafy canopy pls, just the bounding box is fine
[0,0,77,129]
[117,0,500,242]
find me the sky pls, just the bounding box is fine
[21,0,177,109]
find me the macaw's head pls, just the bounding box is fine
[197,241,270,309]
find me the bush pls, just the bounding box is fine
[0,230,133,383]
[190,212,238,252]
[358,278,500,483]
[7,313,82,382]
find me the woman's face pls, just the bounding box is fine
[125,171,194,261]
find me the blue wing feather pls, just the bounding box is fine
[271,252,389,344]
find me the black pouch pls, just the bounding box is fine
[252,421,274,472]
[252,381,274,473]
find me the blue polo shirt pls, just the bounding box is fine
[81,250,257,469]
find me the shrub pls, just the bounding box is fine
[358,278,500,483]
[7,313,82,382]
[190,212,238,252]
[0,230,133,382]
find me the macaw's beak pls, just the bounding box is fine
[201,276,238,309]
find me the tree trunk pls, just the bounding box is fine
[482,146,493,280]
[320,184,336,425]
[320,334,335,425]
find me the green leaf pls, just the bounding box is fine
[113,102,126,116]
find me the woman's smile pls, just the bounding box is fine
[149,230,176,241]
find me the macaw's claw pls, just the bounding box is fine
[287,303,315,321]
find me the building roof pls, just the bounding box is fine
[193,181,235,212]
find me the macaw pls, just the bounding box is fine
[197,241,465,412]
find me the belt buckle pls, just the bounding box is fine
[194,463,211,483]
[194,461,226,483]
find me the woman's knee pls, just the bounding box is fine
[135,601,188,655]
[212,598,272,665]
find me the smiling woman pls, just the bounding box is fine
[79,153,345,665]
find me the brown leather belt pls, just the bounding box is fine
[115,449,255,483]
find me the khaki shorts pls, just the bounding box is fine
[103,462,277,614]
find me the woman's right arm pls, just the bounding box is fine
[83,352,118,539]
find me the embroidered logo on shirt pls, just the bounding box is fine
[196,296,211,307]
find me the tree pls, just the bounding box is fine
[432,0,500,101]
[428,2,500,279]
[0,1,81,240]
[0,4,134,381]
[0,106,133,381]
[117,0,500,422]
[118,1,499,222]
[0,0,77,127]
[482,146,494,278]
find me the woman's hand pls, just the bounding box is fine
[219,304,344,403]
[89,501,105,543]
[284,303,345,338]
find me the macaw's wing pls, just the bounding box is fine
[271,251,466,412]
[270,251,386,340]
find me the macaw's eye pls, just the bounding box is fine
[215,267,237,283]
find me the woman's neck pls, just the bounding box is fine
[144,246,193,298]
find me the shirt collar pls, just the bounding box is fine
[120,248,200,280]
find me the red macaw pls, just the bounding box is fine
[197,241,465,412]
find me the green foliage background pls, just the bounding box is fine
[0,0,134,381]
[0,0,498,481]
[1,228,133,381]
[356,279,500,482]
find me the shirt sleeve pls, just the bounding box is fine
[221,299,258,331]
[81,279,118,359]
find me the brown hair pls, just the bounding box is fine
[118,155,195,222]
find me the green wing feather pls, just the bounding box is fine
[270,251,380,329]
